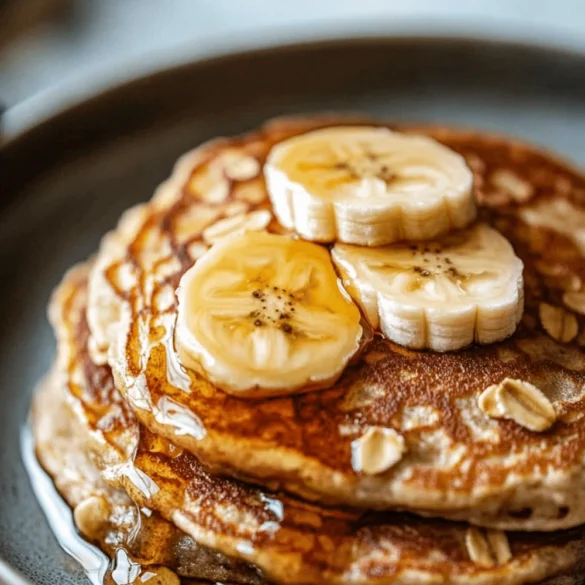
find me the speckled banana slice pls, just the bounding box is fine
[332,224,524,351]
[176,231,362,396]
[264,126,476,245]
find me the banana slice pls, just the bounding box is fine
[331,224,524,351]
[176,231,362,396]
[265,126,476,245]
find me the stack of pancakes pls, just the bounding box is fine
[32,116,585,584]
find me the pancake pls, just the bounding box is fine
[32,368,264,584]
[86,116,585,531]
[49,258,585,584]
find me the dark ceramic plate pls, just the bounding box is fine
[2,35,585,585]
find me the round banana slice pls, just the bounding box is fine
[264,126,476,245]
[176,231,363,396]
[332,224,524,352]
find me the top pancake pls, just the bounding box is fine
[87,115,585,530]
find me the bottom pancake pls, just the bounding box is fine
[32,371,265,585]
[40,262,585,584]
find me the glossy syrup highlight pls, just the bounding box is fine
[21,425,143,585]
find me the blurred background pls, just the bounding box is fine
[2,6,585,585]
[2,0,585,127]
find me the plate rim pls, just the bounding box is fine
[3,28,585,142]
[0,559,31,585]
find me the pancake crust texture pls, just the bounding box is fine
[86,116,585,531]
[46,259,585,585]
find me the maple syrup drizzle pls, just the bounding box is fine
[20,425,146,585]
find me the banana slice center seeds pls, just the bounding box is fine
[309,151,396,191]
[248,285,298,333]
[383,243,478,296]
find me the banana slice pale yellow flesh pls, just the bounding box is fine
[332,224,524,352]
[264,126,476,246]
[176,231,363,397]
